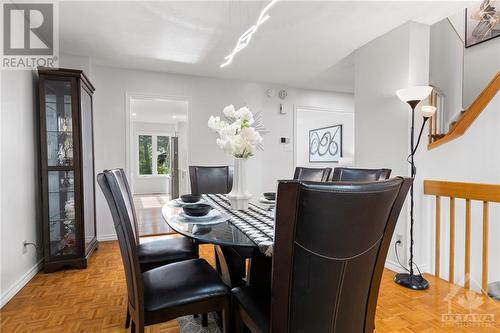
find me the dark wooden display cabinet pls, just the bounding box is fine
[37,68,97,272]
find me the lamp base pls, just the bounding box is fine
[394,273,429,290]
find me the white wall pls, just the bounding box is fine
[448,9,500,108]
[60,53,92,79]
[131,121,176,195]
[354,22,430,270]
[429,19,464,128]
[463,37,500,108]
[295,107,354,169]
[91,64,354,239]
[415,94,500,290]
[0,70,42,307]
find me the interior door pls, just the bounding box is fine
[170,137,179,199]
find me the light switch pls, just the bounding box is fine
[280,103,287,114]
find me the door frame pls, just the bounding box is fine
[125,92,191,194]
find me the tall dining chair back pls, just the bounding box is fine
[293,167,332,182]
[106,169,198,273]
[270,177,411,332]
[97,171,145,330]
[189,166,233,195]
[331,167,392,181]
[116,168,140,244]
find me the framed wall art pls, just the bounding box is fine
[309,124,342,163]
[465,0,500,47]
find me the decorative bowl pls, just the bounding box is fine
[180,194,201,203]
[263,192,276,201]
[182,203,212,217]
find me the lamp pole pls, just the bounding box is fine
[394,99,430,290]
[409,100,417,279]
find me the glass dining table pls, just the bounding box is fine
[161,196,274,287]
[161,204,258,248]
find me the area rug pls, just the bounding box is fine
[178,313,222,333]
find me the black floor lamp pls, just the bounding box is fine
[395,86,436,290]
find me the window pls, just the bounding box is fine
[138,134,170,176]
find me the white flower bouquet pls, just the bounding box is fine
[208,105,263,159]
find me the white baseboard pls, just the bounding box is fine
[1,259,43,308]
[97,233,117,241]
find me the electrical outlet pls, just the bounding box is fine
[395,234,403,246]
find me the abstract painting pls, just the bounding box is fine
[309,124,342,162]
[466,0,500,47]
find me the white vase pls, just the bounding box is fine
[227,158,252,210]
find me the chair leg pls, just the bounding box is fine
[125,308,131,328]
[223,307,232,333]
[202,313,208,327]
[131,319,145,333]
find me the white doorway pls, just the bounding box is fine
[126,95,189,235]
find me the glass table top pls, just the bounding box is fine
[162,203,262,248]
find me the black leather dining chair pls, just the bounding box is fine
[188,165,238,297]
[293,167,332,182]
[232,177,412,333]
[98,170,230,333]
[331,167,392,181]
[189,166,233,195]
[112,168,198,273]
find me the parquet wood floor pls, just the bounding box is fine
[1,239,499,332]
[133,195,173,236]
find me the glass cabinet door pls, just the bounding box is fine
[44,80,73,167]
[48,171,77,256]
[44,79,77,257]
[80,87,96,253]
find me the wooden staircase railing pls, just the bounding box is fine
[424,180,500,294]
[428,71,500,150]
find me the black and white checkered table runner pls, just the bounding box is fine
[203,194,275,256]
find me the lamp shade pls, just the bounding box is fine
[420,105,437,118]
[396,86,433,103]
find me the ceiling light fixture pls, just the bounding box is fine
[220,0,279,68]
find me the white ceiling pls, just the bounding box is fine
[59,1,470,93]
[130,98,188,124]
